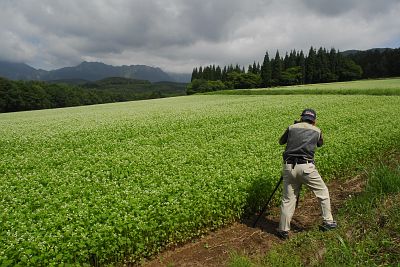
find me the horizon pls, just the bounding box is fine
[2,46,397,75]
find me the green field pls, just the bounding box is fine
[0,79,399,265]
[267,77,400,90]
[206,77,400,96]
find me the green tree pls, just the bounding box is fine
[198,66,203,79]
[260,51,272,87]
[288,50,297,69]
[27,83,52,110]
[271,50,282,85]
[227,72,261,89]
[186,79,227,94]
[283,53,290,70]
[316,47,334,82]
[252,61,259,74]
[338,57,363,81]
[387,48,400,77]
[305,47,317,83]
[298,50,306,84]
[216,66,222,80]
[328,48,339,82]
[248,64,253,74]
[191,68,198,81]
[281,66,303,85]
[203,66,210,80]
[0,77,12,112]
[222,66,228,81]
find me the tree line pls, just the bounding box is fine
[188,46,368,94]
[0,77,186,113]
[348,48,400,78]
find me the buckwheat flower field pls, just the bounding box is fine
[0,93,399,265]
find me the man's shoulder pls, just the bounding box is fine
[289,122,321,133]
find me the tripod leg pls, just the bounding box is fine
[295,185,302,208]
[253,176,283,227]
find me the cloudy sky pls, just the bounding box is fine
[1,0,399,73]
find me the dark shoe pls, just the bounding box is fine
[276,230,289,240]
[320,221,337,231]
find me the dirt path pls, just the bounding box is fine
[140,176,366,267]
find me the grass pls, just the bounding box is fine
[205,78,400,96]
[228,152,400,266]
[0,79,399,265]
[228,252,254,267]
[269,77,400,90]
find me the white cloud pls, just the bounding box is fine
[0,0,399,73]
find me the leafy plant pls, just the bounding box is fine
[0,87,399,265]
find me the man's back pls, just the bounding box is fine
[279,122,323,161]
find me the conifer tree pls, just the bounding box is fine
[191,67,198,81]
[203,66,209,80]
[222,66,228,81]
[283,53,290,70]
[298,50,306,84]
[252,61,258,74]
[216,65,222,80]
[198,66,203,79]
[260,51,272,87]
[305,47,316,83]
[329,48,338,79]
[271,50,282,84]
[248,64,253,74]
[211,65,216,80]
[289,50,297,68]
[316,47,331,82]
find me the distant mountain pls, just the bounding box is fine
[0,61,46,80]
[44,61,118,81]
[44,62,173,82]
[0,60,187,83]
[340,50,360,56]
[167,72,192,83]
[341,48,393,56]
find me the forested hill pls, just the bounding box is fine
[0,77,187,113]
[345,48,400,78]
[187,46,400,94]
[0,61,188,83]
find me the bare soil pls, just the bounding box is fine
[140,176,366,267]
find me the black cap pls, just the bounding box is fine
[301,108,316,122]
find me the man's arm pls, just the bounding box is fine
[279,128,289,145]
[317,131,324,147]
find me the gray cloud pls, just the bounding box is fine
[301,0,400,17]
[0,0,399,73]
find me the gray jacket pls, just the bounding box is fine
[279,122,323,161]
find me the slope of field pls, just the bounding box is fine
[228,154,400,267]
[0,91,399,265]
[272,77,400,90]
[206,78,400,96]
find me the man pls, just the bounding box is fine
[277,108,337,240]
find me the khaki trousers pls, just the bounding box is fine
[279,162,334,231]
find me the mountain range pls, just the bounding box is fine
[0,48,392,84]
[0,61,191,83]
